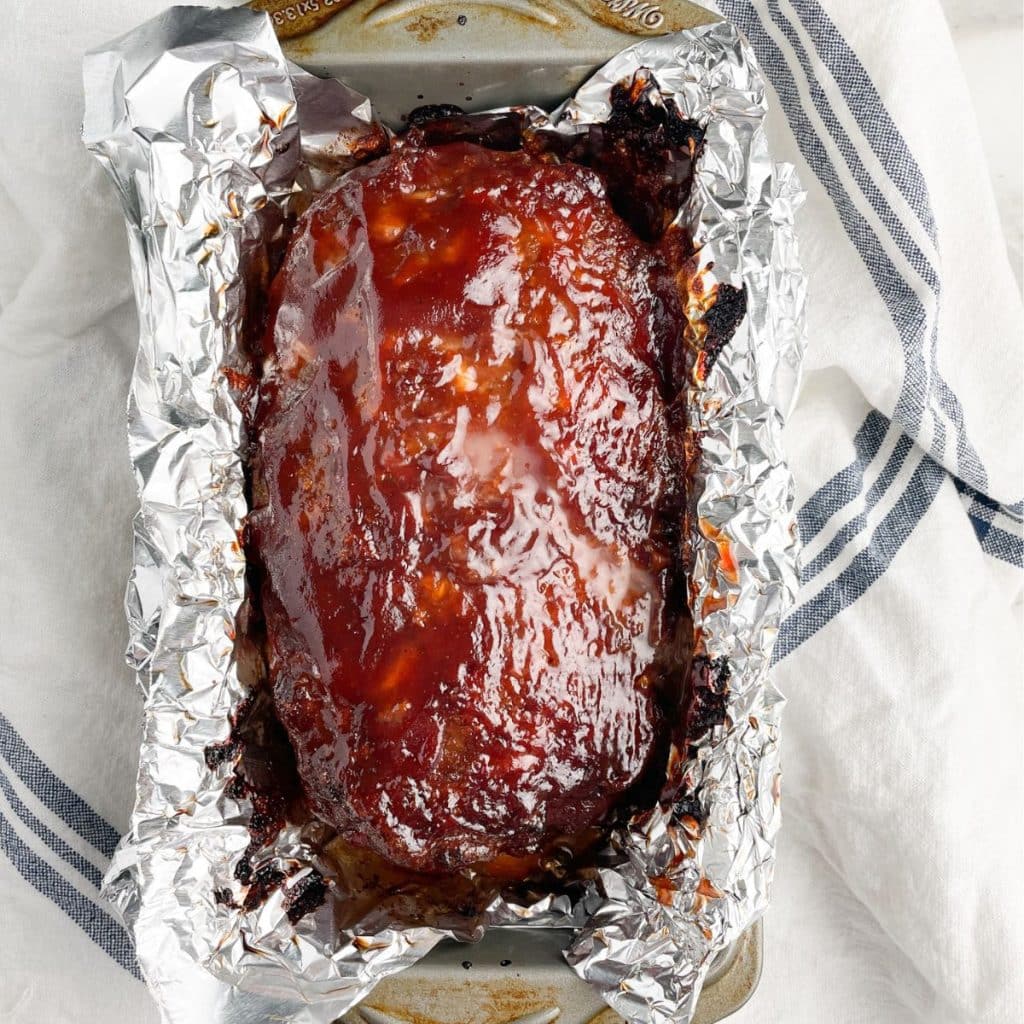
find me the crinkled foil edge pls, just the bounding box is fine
[557,31,805,1021]
[83,7,805,1023]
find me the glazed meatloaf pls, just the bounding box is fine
[249,138,690,878]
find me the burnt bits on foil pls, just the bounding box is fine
[83,6,806,1024]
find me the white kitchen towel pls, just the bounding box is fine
[0,2,1020,1023]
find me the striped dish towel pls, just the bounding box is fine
[0,1,1020,1022]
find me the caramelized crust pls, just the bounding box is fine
[251,141,687,875]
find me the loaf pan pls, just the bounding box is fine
[252,2,762,1021]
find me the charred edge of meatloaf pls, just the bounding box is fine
[403,74,705,246]
[685,654,732,757]
[702,283,748,374]
[202,691,329,923]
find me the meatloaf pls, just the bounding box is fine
[249,139,689,877]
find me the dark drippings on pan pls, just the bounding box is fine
[212,70,743,927]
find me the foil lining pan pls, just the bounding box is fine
[82,6,806,1023]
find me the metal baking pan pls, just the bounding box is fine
[256,0,720,125]
[339,922,762,1023]
[251,1,762,1020]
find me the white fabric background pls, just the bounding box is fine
[941,0,1021,286]
[0,2,1020,1023]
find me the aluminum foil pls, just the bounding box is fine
[83,6,806,1023]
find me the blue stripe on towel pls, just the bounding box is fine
[0,806,140,978]
[977,525,1024,566]
[955,480,1024,566]
[796,411,890,544]
[768,0,939,295]
[759,0,986,487]
[801,433,914,582]
[0,760,105,889]
[788,0,937,244]
[778,454,946,658]
[715,0,993,618]
[716,0,926,430]
[0,712,120,860]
